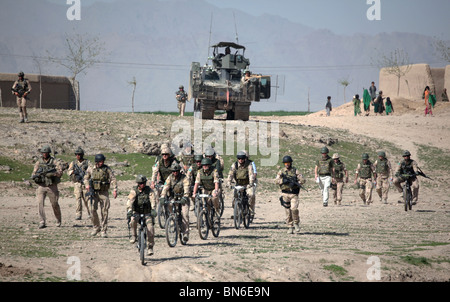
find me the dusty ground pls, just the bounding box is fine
[0,98,449,284]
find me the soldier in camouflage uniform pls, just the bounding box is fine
[127,175,156,255]
[67,147,91,220]
[204,146,225,179]
[161,162,191,242]
[226,151,256,216]
[192,158,221,213]
[314,146,333,207]
[276,156,306,234]
[151,145,179,198]
[175,85,188,116]
[186,154,204,211]
[331,153,348,205]
[354,153,376,205]
[393,150,420,205]
[31,145,63,229]
[11,71,32,123]
[84,154,118,237]
[373,151,393,204]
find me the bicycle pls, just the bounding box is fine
[155,182,169,229]
[135,213,148,265]
[232,185,253,229]
[196,191,220,240]
[165,196,188,247]
[402,174,415,212]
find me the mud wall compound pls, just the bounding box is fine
[0,73,78,110]
[379,63,449,101]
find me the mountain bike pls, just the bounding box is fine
[165,196,188,247]
[197,191,220,240]
[135,213,148,265]
[232,185,252,229]
[402,174,414,211]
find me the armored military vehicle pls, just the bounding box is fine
[188,42,271,121]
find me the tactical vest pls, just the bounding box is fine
[318,156,332,175]
[134,186,152,214]
[15,80,29,96]
[170,174,186,198]
[400,160,416,176]
[199,169,215,191]
[359,160,373,179]
[375,159,389,175]
[36,157,59,186]
[159,158,175,182]
[211,157,223,178]
[91,165,110,191]
[280,167,300,194]
[234,160,250,186]
[333,161,345,179]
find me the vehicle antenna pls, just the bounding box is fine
[207,12,213,65]
[233,11,239,44]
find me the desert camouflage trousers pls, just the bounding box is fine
[36,184,61,225]
[331,180,344,204]
[358,178,373,204]
[281,193,299,226]
[376,175,390,203]
[91,190,110,233]
[73,182,90,219]
[130,214,155,248]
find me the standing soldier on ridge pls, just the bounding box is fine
[176,85,188,117]
[67,147,91,220]
[12,71,32,123]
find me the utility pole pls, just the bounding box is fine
[308,87,310,112]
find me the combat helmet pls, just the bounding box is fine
[194,154,204,162]
[377,151,386,158]
[402,150,411,157]
[18,71,24,77]
[179,85,184,89]
[282,155,293,163]
[332,153,340,159]
[95,154,106,162]
[40,145,52,153]
[170,162,182,172]
[201,158,212,166]
[204,147,215,157]
[237,151,247,160]
[362,153,369,160]
[74,147,85,155]
[321,146,329,154]
[136,175,147,184]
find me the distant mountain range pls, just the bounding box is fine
[0,0,444,112]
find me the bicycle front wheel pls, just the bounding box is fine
[234,199,242,229]
[403,185,412,212]
[211,209,221,237]
[197,210,209,240]
[243,202,251,229]
[139,228,146,265]
[165,215,178,247]
[158,202,167,229]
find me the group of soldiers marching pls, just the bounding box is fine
[31,142,423,256]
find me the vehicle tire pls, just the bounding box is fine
[200,101,215,120]
[234,103,250,121]
[139,227,146,265]
[234,199,242,229]
[165,215,178,247]
[197,210,209,240]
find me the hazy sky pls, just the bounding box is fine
[58,0,450,39]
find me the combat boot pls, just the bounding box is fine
[147,246,154,256]
[130,235,137,244]
[91,228,100,236]
[294,223,301,233]
[287,227,294,234]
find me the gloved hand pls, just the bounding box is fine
[150,209,157,218]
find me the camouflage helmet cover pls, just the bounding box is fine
[136,175,147,183]
[74,146,85,155]
[362,153,369,160]
[40,145,51,153]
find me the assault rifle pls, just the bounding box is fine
[11,86,26,98]
[417,167,433,181]
[281,173,308,192]
[73,164,86,183]
[31,167,57,184]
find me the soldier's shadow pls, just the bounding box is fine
[28,120,63,124]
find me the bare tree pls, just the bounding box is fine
[433,37,450,63]
[128,77,137,113]
[372,48,412,96]
[47,32,106,110]
[338,77,351,103]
